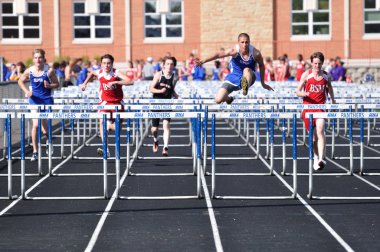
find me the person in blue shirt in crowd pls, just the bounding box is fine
[212,60,222,80]
[192,65,206,81]
[2,58,8,81]
[76,61,91,85]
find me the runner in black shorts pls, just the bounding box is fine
[149,56,179,156]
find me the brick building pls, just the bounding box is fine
[0,0,379,65]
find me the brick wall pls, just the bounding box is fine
[199,0,273,59]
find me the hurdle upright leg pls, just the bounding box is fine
[308,114,314,199]
[21,114,26,199]
[7,114,13,199]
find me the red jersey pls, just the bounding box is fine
[296,61,306,81]
[275,64,286,81]
[302,70,329,105]
[264,63,274,82]
[97,68,123,102]
[125,68,136,81]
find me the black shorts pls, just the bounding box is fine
[151,110,171,127]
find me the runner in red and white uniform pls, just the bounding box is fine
[81,54,134,157]
[296,51,335,171]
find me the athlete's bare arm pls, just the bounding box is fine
[327,74,335,103]
[195,47,238,66]
[108,71,134,86]
[46,69,59,89]
[81,71,96,91]
[149,72,167,94]
[253,49,274,91]
[18,68,32,97]
[296,71,309,97]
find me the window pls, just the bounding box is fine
[144,0,183,41]
[291,0,330,38]
[364,0,380,34]
[73,1,112,41]
[1,1,41,41]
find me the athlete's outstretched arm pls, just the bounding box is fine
[195,48,237,66]
[81,71,96,91]
[18,68,32,97]
[254,49,274,91]
[109,71,134,86]
[295,72,309,97]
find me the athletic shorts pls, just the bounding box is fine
[151,110,171,128]
[302,109,325,131]
[98,100,124,122]
[29,96,54,112]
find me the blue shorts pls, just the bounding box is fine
[29,96,54,112]
[224,72,256,87]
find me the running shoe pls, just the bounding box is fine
[153,140,159,153]
[162,147,169,157]
[226,96,234,104]
[313,157,320,170]
[241,77,249,96]
[318,160,326,170]
[30,152,38,162]
[45,142,54,155]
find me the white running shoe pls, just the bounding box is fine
[30,152,38,162]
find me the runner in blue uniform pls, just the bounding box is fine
[195,33,274,103]
[18,49,59,161]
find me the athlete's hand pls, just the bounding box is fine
[262,83,274,92]
[25,91,33,98]
[81,83,86,91]
[303,92,310,97]
[160,87,167,93]
[107,81,118,86]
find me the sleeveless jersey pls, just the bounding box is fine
[153,71,175,99]
[296,61,306,81]
[225,44,257,86]
[29,64,52,99]
[97,68,123,102]
[303,70,329,104]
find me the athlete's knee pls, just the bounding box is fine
[214,97,223,104]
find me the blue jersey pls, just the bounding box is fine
[225,44,257,86]
[29,64,52,100]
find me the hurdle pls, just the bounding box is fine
[209,111,298,199]
[306,112,380,200]
[17,111,111,200]
[113,111,203,199]
[0,112,17,199]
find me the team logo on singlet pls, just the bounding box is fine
[309,84,326,93]
[102,83,116,91]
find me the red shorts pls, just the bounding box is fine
[98,100,124,122]
[302,109,324,131]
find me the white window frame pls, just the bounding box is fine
[290,0,331,41]
[143,0,184,44]
[363,0,380,39]
[0,0,42,45]
[72,0,113,44]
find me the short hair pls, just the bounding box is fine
[238,33,250,41]
[214,60,221,68]
[310,52,325,64]
[101,54,114,64]
[32,48,46,58]
[162,56,177,67]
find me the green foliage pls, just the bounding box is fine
[54,55,70,63]
[24,58,33,68]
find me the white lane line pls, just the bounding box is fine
[84,134,144,252]
[200,168,224,252]
[230,123,354,251]
[0,135,94,216]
